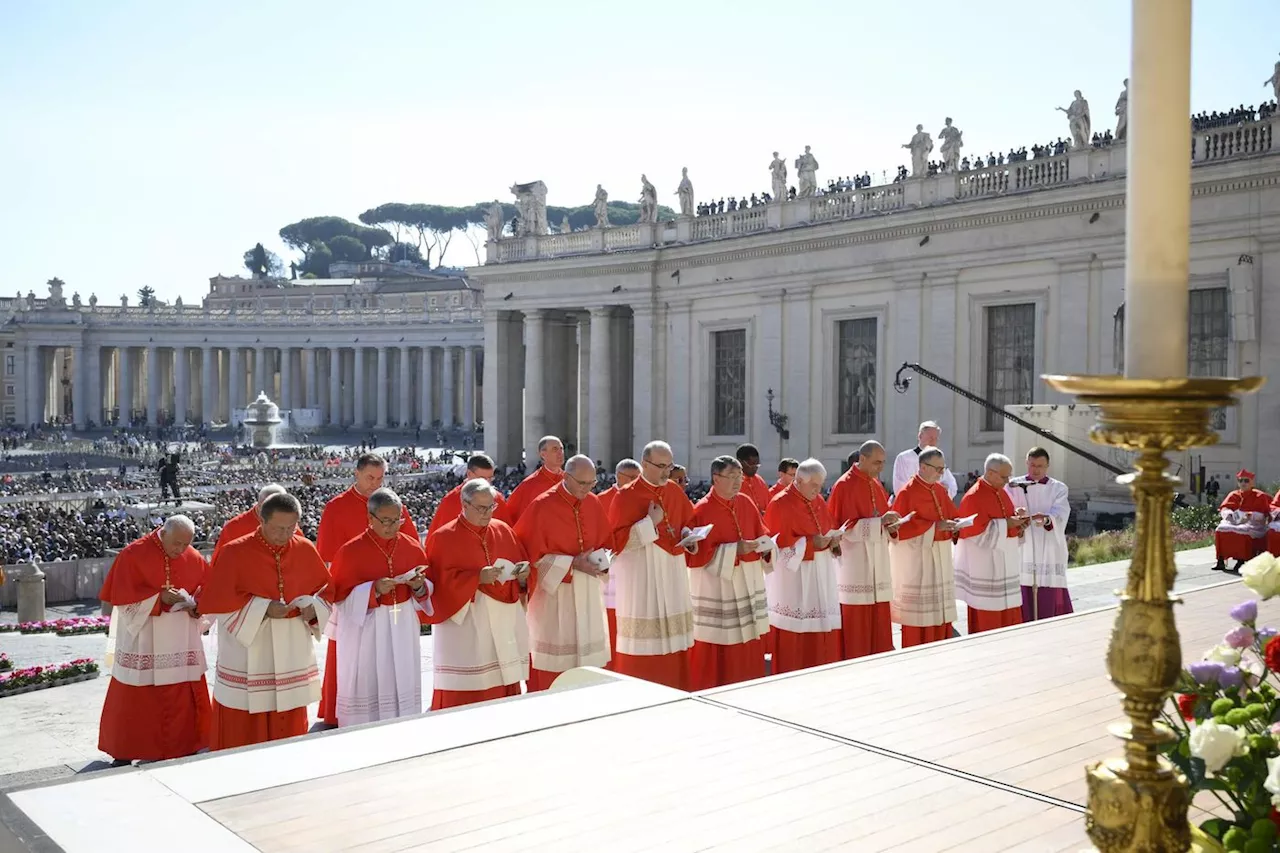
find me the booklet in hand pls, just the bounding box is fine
[954,514,978,530]
[287,594,318,611]
[494,559,530,583]
[753,533,780,553]
[677,524,714,550]
[168,588,197,611]
[894,511,915,525]
[393,568,424,584]
[822,521,850,540]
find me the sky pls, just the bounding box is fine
[2,0,1277,304]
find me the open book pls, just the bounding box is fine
[287,594,319,610]
[894,511,915,525]
[753,533,781,553]
[822,521,849,540]
[586,549,613,571]
[166,587,197,611]
[677,524,714,550]
[393,568,425,585]
[954,514,978,530]
[494,558,530,583]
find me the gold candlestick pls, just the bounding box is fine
[1042,374,1264,853]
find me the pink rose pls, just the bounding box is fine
[1226,625,1256,649]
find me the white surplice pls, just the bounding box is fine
[213,596,331,713]
[1005,478,1071,589]
[1219,509,1269,540]
[690,543,770,645]
[432,592,529,691]
[837,518,893,606]
[892,448,958,499]
[765,544,841,633]
[889,526,958,627]
[613,517,694,656]
[106,594,208,687]
[954,518,1023,611]
[335,581,433,727]
[528,552,611,672]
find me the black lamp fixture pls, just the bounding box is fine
[766,388,790,440]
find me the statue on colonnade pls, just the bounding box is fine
[769,152,787,202]
[638,174,658,223]
[903,125,933,177]
[1114,79,1129,142]
[795,146,819,198]
[593,184,610,227]
[938,118,963,173]
[676,167,694,217]
[1057,90,1091,149]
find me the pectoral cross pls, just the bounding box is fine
[389,598,401,625]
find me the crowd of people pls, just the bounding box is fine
[1192,101,1277,132]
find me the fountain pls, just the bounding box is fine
[243,391,283,448]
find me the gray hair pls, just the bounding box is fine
[858,440,884,456]
[984,453,1012,472]
[565,454,595,477]
[257,483,286,504]
[710,455,741,477]
[642,440,672,461]
[918,446,945,467]
[615,458,641,476]
[367,487,402,516]
[918,420,941,437]
[162,514,195,537]
[537,435,562,452]
[795,458,827,483]
[461,478,498,503]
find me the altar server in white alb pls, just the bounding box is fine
[954,453,1028,634]
[892,420,959,499]
[1005,447,1073,621]
[329,488,433,727]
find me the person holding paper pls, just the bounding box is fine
[211,483,286,563]
[735,443,772,516]
[887,446,959,647]
[607,440,697,691]
[1005,447,1073,621]
[426,453,510,540]
[769,458,800,499]
[98,515,210,762]
[686,455,773,689]
[316,453,420,726]
[423,479,531,709]
[505,435,566,524]
[200,493,331,751]
[514,455,613,691]
[892,421,959,500]
[955,454,1027,634]
[827,441,899,659]
[1213,469,1271,573]
[330,488,432,727]
[763,458,842,674]
[598,458,640,668]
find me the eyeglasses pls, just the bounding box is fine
[370,514,402,527]
[465,501,496,514]
[922,463,944,472]
[567,476,596,488]
[644,460,672,471]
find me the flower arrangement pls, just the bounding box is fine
[0,617,110,636]
[0,658,98,695]
[0,652,11,672]
[1164,552,1280,851]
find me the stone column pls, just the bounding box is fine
[173,346,189,426]
[398,345,411,426]
[441,347,456,427]
[118,346,132,425]
[420,347,434,427]
[145,344,159,426]
[462,345,476,430]
[71,344,87,429]
[252,346,265,398]
[87,345,102,427]
[23,344,38,425]
[375,346,389,429]
[354,346,366,427]
[577,316,590,453]
[200,346,214,424]
[280,347,293,411]
[523,309,546,464]
[588,307,612,465]
[664,299,692,456]
[328,348,342,426]
[228,346,243,413]
[631,305,654,447]
[306,348,318,410]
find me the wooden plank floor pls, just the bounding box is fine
[708,579,1258,807]
[199,699,1086,853]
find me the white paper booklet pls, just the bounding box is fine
[393,568,424,584]
[894,511,915,525]
[822,521,849,540]
[168,587,197,611]
[586,549,613,569]
[677,524,714,549]
[287,594,319,610]
[954,514,979,530]
[754,533,781,553]
[494,558,530,582]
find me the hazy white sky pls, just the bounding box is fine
[2,0,1276,303]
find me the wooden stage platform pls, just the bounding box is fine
[1,579,1259,853]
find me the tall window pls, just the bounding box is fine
[835,318,878,434]
[1189,287,1230,429]
[984,303,1036,430]
[4,355,12,377]
[711,329,747,436]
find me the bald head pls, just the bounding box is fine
[563,454,596,499]
[565,454,595,478]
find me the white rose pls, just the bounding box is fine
[1189,720,1247,774]
[1267,756,1280,806]
[1242,553,1280,600]
[1205,645,1242,667]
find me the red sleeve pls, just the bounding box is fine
[329,541,361,603]
[957,490,989,540]
[891,489,933,541]
[198,545,251,614]
[421,535,480,624]
[608,487,647,552]
[99,544,160,607]
[764,498,802,550]
[1221,491,1243,511]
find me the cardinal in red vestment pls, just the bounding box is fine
[769,458,799,500]
[99,517,210,761]
[200,494,331,750]
[423,479,530,709]
[425,453,510,540]
[212,483,287,564]
[597,458,640,670]
[889,449,959,647]
[315,454,419,725]
[515,455,613,691]
[955,456,1028,634]
[504,436,566,524]
[687,456,772,689]
[1215,469,1271,572]
[736,443,772,517]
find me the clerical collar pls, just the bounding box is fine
[913,446,922,455]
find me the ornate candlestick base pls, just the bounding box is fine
[1042,375,1265,853]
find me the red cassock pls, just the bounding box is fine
[741,474,771,517]
[330,529,429,613]
[826,468,894,659]
[769,479,789,499]
[1217,488,1272,562]
[514,487,612,692]
[597,485,620,669]
[426,483,510,540]
[199,533,330,750]
[316,487,420,726]
[1269,491,1280,558]
[504,466,565,525]
[607,477,696,691]
[212,507,259,564]
[686,491,769,689]
[763,488,843,674]
[957,479,1023,634]
[98,532,211,761]
[889,477,957,647]
[422,518,527,709]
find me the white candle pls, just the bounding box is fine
[1123,0,1192,379]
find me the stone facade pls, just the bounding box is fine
[472,118,1280,486]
